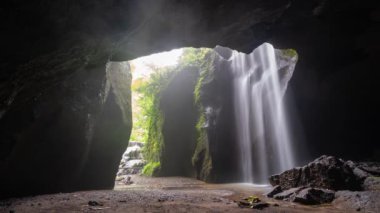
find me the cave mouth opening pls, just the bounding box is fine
[113,43,299,187]
[114,47,211,185]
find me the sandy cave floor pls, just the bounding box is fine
[0,175,367,213]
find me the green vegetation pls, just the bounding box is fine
[178,48,211,67]
[191,50,216,181]
[281,49,298,59]
[131,47,213,176]
[136,66,177,175]
[142,162,161,176]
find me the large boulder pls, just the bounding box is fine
[267,155,380,207]
[270,155,365,191]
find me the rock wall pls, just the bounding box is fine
[159,67,199,177]
[0,45,132,198]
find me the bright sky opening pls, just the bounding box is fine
[130,48,183,80]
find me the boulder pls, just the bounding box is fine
[270,155,365,191]
[266,185,283,198]
[362,177,380,191]
[271,187,335,205]
[293,188,335,205]
[334,191,380,212]
[273,187,304,201]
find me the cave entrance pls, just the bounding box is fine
[115,47,210,186]
[113,43,299,187]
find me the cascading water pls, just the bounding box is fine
[217,43,297,184]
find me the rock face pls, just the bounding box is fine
[270,155,365,191]
[159,67,200,177]
[0,58,132,198]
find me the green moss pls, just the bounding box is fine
[191,51,216,181]
[139,69,176,176]
[281,49,298,58]
[192,112,206,164]
[142,162,161,176]
[133,48,215,178]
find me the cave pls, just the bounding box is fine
[0,0,379,212]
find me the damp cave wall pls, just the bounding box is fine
[0,0,379,198]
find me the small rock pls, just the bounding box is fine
[237,200,251,208]
[123,176,134,185]
[88,201,103,206]
[251,202,269,210]
[158,197,168,202]
[266,185,282,198]
[293,188,335,205]
[238,195,269,209]
[356,207,361,211]
[273,187,304,200]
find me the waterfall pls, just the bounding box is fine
[216,43,297,184]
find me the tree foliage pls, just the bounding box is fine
[131,47,212,176]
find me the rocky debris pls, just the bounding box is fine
[266,185,282,198]
[123,176,134,185]
[117,142,146,178]
[269,155,367,191]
